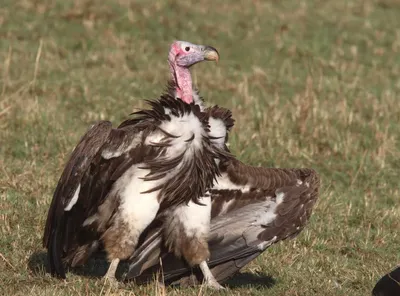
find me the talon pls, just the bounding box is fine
[199,260,225,290]
[204,279,225,290]
[104,276,119,288]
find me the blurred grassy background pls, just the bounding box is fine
[1,0,400,295]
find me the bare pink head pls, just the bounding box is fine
[168,41,219,104]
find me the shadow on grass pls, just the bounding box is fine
[28,252,275,289]
[27,251,128,279]
[28,252,48,275]
[224,272,276,289]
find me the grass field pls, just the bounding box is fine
[1,0,400,295]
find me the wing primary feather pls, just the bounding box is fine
[126,160,320,285]
[43,121,113,278]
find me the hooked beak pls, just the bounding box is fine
[203,46,219,62]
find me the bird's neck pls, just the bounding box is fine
[169,61,193,104]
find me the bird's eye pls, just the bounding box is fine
[185,47,190,52]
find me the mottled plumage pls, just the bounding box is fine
[43,92,230,279]
[126,157,320,286]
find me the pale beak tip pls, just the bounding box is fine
[203,46,220,63]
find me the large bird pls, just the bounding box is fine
[43,41,231,286]
[372,266,400,296]
[125,145,320,287]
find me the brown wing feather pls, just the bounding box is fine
[43,121,112,278]
[126,158,320,285]
[43,116,167,278]
[44,92,230,279]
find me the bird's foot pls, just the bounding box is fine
[103,258,120,287]
[156,281,166,289]
[203,278,225,290]
[103,275,119,288]
[199,260,225,290]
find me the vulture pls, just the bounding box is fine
[372,266,400,296]
[126,158,320,287]
[43,41,234,288]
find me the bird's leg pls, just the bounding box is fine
[104,258,120,285]
[199,260,225,290]
[162,197,224,289]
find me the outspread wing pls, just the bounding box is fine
[43,121,112,278]
[43,119,155,278]
[43,96,229,279]
[126,158,320,285]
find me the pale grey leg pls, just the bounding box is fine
[104,258,120,284]
[199,260,225,290]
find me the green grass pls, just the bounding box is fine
[1,0,400,295]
